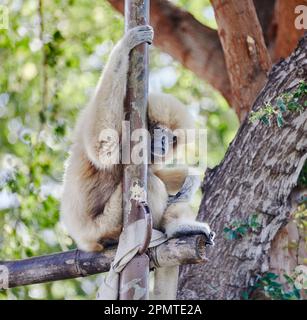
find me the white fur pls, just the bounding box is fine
[61,27,213,298]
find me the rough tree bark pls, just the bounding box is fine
[178,35,307,300]
[107,0,307,299]
[119,0,150,301]
[211,0,272,121]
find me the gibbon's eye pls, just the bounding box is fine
[161,136,166,154]
[150,124,176,159]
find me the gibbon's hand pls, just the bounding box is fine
[172,223,216,246]
[124,25,154,51]
[205,230,216,246]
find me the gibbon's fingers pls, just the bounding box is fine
[134,25,153,32]
[172,225,216,246]
[136,31,154,45]
[125,25,154,49]
[207,231,216,245]
[165,220,215,245]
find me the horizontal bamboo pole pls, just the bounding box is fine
[0,235,208,289]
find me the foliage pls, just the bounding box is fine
[243,272,305,300]
[0,0,236,299]
[223,214,261,240]
[172,0,217,29]
[298,162,307,188]
[249,81,307,127]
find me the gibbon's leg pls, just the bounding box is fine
[80,25,154,169]
[147,169,169,229]
[151,266,179,300]
[153,202,215,300]
[161,202,215,243]
[151,171,215,300]
[65,181,124,252]
[148,170,180,300]
[157,168,215,242]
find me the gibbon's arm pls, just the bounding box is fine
[79,25,154,169]
[154,167,189,194]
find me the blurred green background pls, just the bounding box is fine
[0,0,238,299]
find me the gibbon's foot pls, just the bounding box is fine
[99,238,119,249]
[125,25,154,50]
[79,241,104,252]
[167,222,216,246]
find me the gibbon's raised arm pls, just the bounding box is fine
[78,25,154,169]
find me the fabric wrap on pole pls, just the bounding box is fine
[96,220,167,300]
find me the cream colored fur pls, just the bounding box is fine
[61,26,213,299]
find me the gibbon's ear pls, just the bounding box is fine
[148,93,195,131]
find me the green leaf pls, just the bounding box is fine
[39,110,46,124]
[249,215,261,231]
[223,228,238,240]
[283,274,294,284]
[241,291,249,300]
[236,225,249,236]
[276,98,286,112]
[293,288,301,300]
[288,101,302,111]
[277,112,284,127]
[260,115,270,126]
[53,30,64,42]
[265,273,279,280]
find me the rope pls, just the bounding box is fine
[96,220,167,300]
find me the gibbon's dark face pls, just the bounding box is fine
[149,123,177,159]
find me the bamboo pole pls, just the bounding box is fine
[119,0,151,300]
[0,235,207,289]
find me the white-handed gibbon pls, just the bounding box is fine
[60,25,215,298]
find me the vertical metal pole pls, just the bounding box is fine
[119,0,151,300]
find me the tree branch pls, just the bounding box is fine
[253,0,276,50]
[0,235,208,289]
[273,0,306,61]
[119,0,151,301]
[211,0,272,121]
[178,34,307,300]
[107,0,279,118]
[107,0,232,104]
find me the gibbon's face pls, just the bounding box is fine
[149,123,177,160]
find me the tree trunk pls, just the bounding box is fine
[273,0,306,61]
[107,0,307,300]
[211,0,272,121]
[178,35,307,300]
